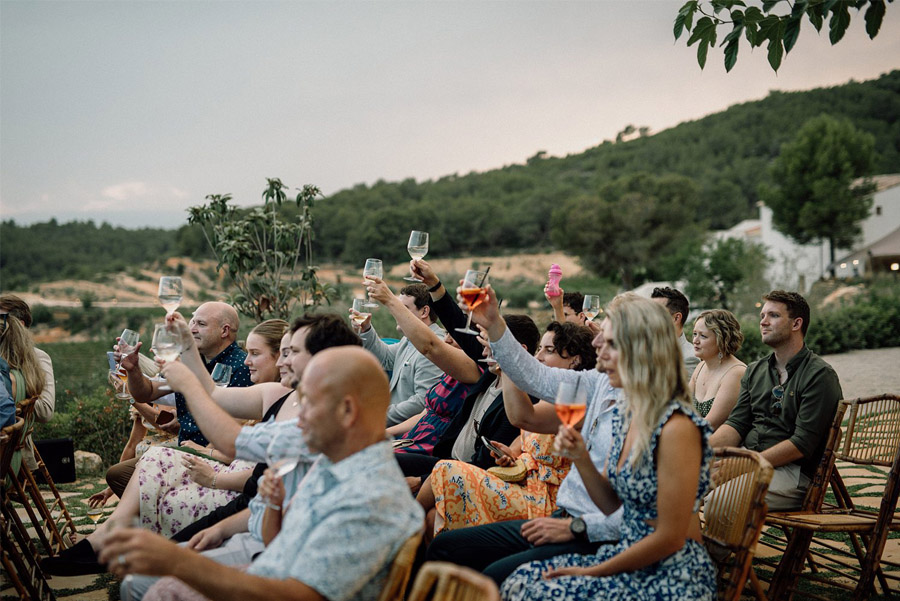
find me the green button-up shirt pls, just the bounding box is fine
[724,345,842,478]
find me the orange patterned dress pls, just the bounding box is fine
[431,431,571,534]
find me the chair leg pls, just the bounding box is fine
[769,529,815,601]
[6,469,55,556]
[31,444,78,546]
[748,567,768,601]
[18,463,67,555]
[1,510,57,600]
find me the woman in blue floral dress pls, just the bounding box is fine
[501,294,716,601]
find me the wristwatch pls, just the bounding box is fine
[569,517,587,541]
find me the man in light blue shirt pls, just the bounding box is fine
[100,346,424,601]
[427,290,623,585]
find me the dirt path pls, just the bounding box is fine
[820,347,900,399]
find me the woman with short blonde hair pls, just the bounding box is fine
[689,309,746,429]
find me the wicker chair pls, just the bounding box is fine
[377,531,424,601]
[1,418,57,600]
[408,561,500,601]
[703,447,773,601]
[764,394,900,601]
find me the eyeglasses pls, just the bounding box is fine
[771,385,785,416]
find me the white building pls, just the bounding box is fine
[714,174,900,292]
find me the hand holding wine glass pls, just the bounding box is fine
[404,230,429,282]
[582,295,602,322]
[455,269,490,336]
[114,329,140,399]
[151,324,183,364]
[158,276,184,317]
[210,363,232,387]
[265,427,306,479]
[554,380,588,457]
[349,298,372,331]
[362,259,383,309]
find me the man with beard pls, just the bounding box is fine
[709,290,842,510]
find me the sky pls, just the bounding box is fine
[2,0,899,230]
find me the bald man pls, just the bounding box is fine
[100,347,424,601]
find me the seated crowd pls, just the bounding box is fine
[32,258,842,601]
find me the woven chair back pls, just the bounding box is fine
[838,395,900,467]
[376,531,423,601]
[408,561,500,601]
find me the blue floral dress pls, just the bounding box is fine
[501,401,716,601]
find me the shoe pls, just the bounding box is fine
[40,539,105,576]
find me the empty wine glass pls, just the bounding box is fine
[211,363,233,387]
[266,426,306,479]
[362,258,383,309]
[151,324,183,364]
[404,231,429,282]
[350,298,371,329]
[158,276,184,317]
[582,295,602,322]
[455,269,489,336]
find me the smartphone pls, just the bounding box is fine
[156,410,175,425]
[481,436,511,459]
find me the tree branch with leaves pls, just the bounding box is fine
[675,0,891,72]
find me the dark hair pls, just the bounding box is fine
[399,283,432,312]
[504,314,541,355]
[546,321,596,371]
[651,287,689,326]
[763,290,811,336]
[0,294,32,328]
[562,292,584,315]
[290,313,362,355]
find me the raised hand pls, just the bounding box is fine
[410,259,439,288]
[553,425,587,460]
[363,276,395,306]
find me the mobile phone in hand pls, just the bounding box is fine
[481,436,511,459]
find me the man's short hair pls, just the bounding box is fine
[0,294,32,328]
[546,321,596,371]
[504,314,541,356]
[763,290,811,336]
[291,313,362,354]
[562,292,584,315]
[651,287,689,325]
[399,283,432,312]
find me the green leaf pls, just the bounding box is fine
[806,1,825,31]
[762,0,782,11]
[828,2,851,43]
[744,6,764,22]
[767,34,785,71]
[783,14,802,53]
[698,38,710,69]
[674,0,698,40]
[687,15,717,47]
[723,34,741,71]
[864,0,886,38]
[757,14,784,42]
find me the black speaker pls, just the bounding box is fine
[34,438,77,484]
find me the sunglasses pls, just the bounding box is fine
[771,385,785,416]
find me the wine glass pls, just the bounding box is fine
[151,324,183,364]
[350,298,371,329]
[86,508,104,530]
[455,269,488,336]
[211,363,232,387]
[582,295,602,322]
[404,231,429,282]
[265,426,306,479]
[554,380,588,457]
[114,329,140,399]
[158,277,184,317]
[362,258,383,309]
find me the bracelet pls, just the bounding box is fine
[266,502,282,511]
[428,280,442,293]
[211,473,218,489]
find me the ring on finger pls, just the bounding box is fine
[118,553,127,567]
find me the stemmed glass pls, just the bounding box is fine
[86,508,104,530]
[582,295,601,322]
[158,276,184,317]
[350,298,371,329]
[554,380,588,457]
[151,324,183,364]
[266,426,306,479]
[362,258,383,309]
[114,329,140,399]
[404,231,429,282]
[211,363,233,387]
[456,269,489,336]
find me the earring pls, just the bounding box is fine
[717,351,724,361]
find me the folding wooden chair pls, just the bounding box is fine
[407,561,500,601]
[702,447,773,601]
[1,418,57,600]
[377,530,423,601]
[764,394,900,601]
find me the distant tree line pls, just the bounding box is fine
[3,71,898,292]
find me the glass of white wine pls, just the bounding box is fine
[404,230,429,282]
[362,258,383,309]
[158,276,184,317]
[86,508,104,530]
[211,363,232,387]
[350,298,371,329]
[582,295,602,322]
[266,426,306,479]
[114,329,140,400]
[151,324,183,364]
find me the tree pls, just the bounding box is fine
[763,115,876,277]
[187,178,334,320]
[675,0,892,72]
[550,173,705,289]
[682,237,771,315]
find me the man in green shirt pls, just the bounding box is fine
[710,290,842,510]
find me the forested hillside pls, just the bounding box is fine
[3,70,898,288]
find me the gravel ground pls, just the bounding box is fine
[820,347,900,399]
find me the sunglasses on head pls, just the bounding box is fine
[771,385,785,416]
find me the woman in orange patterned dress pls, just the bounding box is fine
[429,322,596,536]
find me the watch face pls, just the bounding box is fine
[571,517,586,534]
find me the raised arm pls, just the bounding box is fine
[412,260,484,362]
[500,369,561,434]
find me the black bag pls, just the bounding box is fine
[33,438,76,484]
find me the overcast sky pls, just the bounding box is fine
[2,0,898,230]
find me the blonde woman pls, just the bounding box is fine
[0,309,44,402]
[501,296,715,601]
[690,309,746,429]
